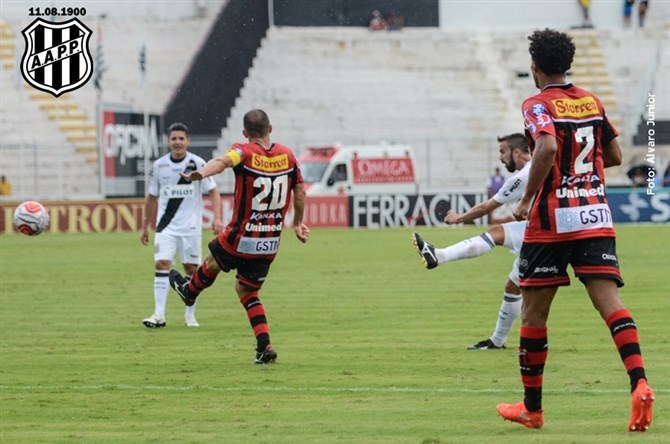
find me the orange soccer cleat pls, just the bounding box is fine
[629,379,655,432]
[497,401,544,429]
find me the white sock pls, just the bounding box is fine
[435,232,495,263]
[154,271,169,318]
[490,292,522,347]
[184,275,197,318]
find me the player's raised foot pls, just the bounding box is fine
[468,339,506,350]
[412,232,438,269]
[184,314,200,328]
[142,313,166,328]
[497,401,544,429]
[254,345,277,364]
[169,270,197,307]
[629,379,655,432]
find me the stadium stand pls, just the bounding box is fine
[217,26,669,190]
[0,17,213,199]
[0,21,15,71]
[1,66,99,198]
[1,5,668,198]
[217,27,519,192]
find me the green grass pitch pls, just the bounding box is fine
[1,225,669,443]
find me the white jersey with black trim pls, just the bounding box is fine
[148,152,217,235]
[492,161,532,205]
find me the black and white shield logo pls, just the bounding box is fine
[21,18,93,97]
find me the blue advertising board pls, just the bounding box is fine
[607,188,670,223]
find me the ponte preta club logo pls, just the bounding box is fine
[21,18,93,97]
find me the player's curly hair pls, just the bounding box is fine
[528,28,575,76]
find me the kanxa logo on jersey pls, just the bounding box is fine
[21,18,93,97]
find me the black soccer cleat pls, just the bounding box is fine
[467,339,506,350]
[169,270,197,307]
[254,345,277,364]
[412,232,438,269]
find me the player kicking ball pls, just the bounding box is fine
[413,133,531,351]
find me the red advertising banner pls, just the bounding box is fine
[351,157,415,184]
[0,195,350,234]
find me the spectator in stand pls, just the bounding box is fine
[630,167,648,187]
[638,0,650,27]
[386,10,404,31]
[368,10,388,31]
[488,167,505,198]
[0,175,12,196]
[663,164,670,187]
[623,0,635,28]
[577,0,593,28]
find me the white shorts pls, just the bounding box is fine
[502,221,525,255]
[508,256,520,287]
[154,231,202,265]
[502,221,525,287]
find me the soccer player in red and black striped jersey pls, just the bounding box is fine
[168,109,310,364]
[496,29,654,432]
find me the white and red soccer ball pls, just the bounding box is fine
[13,201,50,236]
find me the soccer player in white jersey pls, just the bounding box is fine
[413,133,531,349]
[140,123,223,328]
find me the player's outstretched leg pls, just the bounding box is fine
[629,379,655,432]
[496,401,544,429]
[412,232,438,269]
[169,270,197,306]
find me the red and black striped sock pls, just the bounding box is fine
[606,308,647,392]
[185,261,217,297]
[240,292,270,352]
[519,326,548,412]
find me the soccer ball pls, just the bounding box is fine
[13,201,50,236]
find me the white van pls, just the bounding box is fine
[299,143,418,196]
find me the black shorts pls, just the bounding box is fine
[208,238,272,290]
[518,237,624,289]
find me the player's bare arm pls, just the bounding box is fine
[292,182,310,243]
[180,155,234,181]
[514,133,557,221]
[208,188,224,234]
[445,198,502,224]
[140,194,158,245]
[603,138,623,168]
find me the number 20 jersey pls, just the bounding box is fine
[522,83,618,242]
[219,142,303,260]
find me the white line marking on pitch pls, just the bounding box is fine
[1,384,667,394]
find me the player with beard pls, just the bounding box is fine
[413,133,531,350]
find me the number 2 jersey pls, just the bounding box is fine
[522,83,618,242]
[219,141,303,260]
